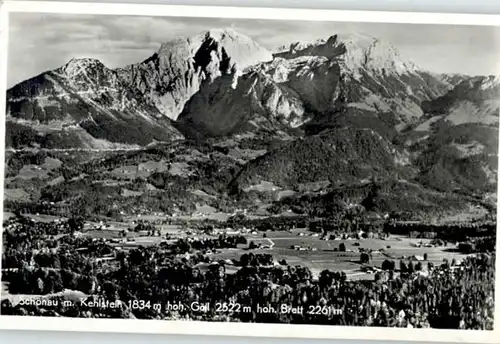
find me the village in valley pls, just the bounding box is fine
[2,17,498,330]
[1,147,495,327]
[2,203,494,279]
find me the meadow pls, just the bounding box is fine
[213,228,472,280]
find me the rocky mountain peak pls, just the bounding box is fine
[196,27,273,72]
[274,33,419,77]
[273,35,345,60]
[204,27,248,42]
[156,28,273,71]
[339,33,419,75]
[7,27,491,160]
[120,28,273,120]
[54,57,121,92]
[60,58,107,77]
[479,75,500,90]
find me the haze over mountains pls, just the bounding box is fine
[5,27,500,217]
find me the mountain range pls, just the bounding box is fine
[5,27,500,216]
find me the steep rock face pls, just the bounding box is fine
[322,34,453,127]
[5,28,275,148]
[178,33,453,138]
[177,69,303,137]
[257,56,343,114]
[273,36,346,60]
[118,28,273,120]
[177,55,342,136]
[434,73,469,89]
[6,58,182,149]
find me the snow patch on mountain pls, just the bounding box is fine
[445,100,500,126]
[347,93,391,112]
[452,141,486,158]
[71,127,143,150]
[480,75,500,90]
[415,115,442,132]
[482,165,498,184]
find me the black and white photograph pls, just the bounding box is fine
[0,1,499,342]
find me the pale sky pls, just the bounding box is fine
[7,13,500,87]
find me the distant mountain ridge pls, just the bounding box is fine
[6,28,274,148]
[177,32,469,139]
[5,29,499,196]
[5,27,499,218]
[6,58,182,149]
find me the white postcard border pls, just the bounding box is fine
[0,1,499,343]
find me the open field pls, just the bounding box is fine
[213,229,472,280]
[4,211,475,282]
[24,214,68,223]
[109,160,193,180]
[16,157,63,180]
[4,188,30,202]
[18,165,50,180]
[110,165,140,180]
[178,213,231,222]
